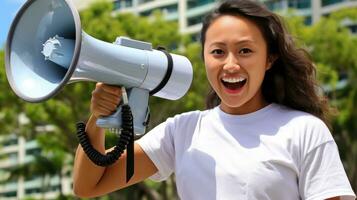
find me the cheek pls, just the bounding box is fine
[204,60,220,87]
[205,65,216,84]
[239,59,268,91]
[247,66,268,90]
[204,57,215,74]
[244,55,269,76]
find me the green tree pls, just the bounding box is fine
[0,50,27,136]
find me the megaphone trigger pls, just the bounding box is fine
[121,87,129,105]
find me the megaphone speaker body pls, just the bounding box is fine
[5,0,193,136]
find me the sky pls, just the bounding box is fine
[0,0,26,49]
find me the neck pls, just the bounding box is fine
[220,91,270,115]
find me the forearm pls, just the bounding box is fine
[73,115,106,195]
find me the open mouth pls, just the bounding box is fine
[221,77,247,90]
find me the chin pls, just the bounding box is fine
[221,99,247,109]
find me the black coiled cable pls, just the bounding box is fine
[76,104,134,182]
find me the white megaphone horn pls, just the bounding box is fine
[5,0,193,137]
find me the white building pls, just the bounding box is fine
[0,135,72,200]
[72,0,357,36]
[111,0,357,35]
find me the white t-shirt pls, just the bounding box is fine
[137,103,356,200]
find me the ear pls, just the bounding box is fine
[266,55,278,70]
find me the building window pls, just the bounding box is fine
[347,24,357,34]
[187,14,205,26]
[288,0,311,9]
[113,0,133,10]
[322,0,344,7]
[2,138,18,147]
[140,4,178,17]
[264,0,286,11]
[0,191,17,197]
[138,0,153,4]
[141,9,153,16]
[190,33,200,42]
[187,0,215,9]
[26,148,41,156]
[25,188,41,195]
[304,16,312,25]
[25,175,38,182]
[50,185,61,192]
[161,4,178,14]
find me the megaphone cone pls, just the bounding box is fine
[5,0,81,102]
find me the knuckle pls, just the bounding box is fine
[96,82,103,88]
[116,98,121,105]
[92,90,99,98]
[115,88,121,95]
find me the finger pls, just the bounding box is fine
[101,84,122,96]
[97,98,118,111]
[92,89,121,105]
[94,105,114,117]
[91,96,117,112]
[99,92,121,105]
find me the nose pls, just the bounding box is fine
[223,52,240,73]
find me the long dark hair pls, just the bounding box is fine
[201,0,332,127]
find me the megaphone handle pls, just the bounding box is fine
[96,88,150,137]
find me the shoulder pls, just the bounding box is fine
[272,104,329,130]
[272,104,334,154]
[166,109,209,126]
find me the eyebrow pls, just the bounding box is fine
[208,39,256,47]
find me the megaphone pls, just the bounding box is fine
[5,0,193,136]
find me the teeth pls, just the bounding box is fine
[222,77,246,83]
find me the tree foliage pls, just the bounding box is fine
[0,51,26,135]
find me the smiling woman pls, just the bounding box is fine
[73,0,356,200]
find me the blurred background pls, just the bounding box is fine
[0,0,356,199]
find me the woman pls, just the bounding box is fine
[73,0,356,199]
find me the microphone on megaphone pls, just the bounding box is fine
[5,0,193,182]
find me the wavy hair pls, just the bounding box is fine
[201,0,332,127]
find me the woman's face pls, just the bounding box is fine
[204,15,273,114]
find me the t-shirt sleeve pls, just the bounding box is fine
[299,140,356,200]
[136,117,176,182]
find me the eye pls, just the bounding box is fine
[239,48,252,54]
[211,49,224,55]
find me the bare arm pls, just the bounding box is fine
[72,83,158,198]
